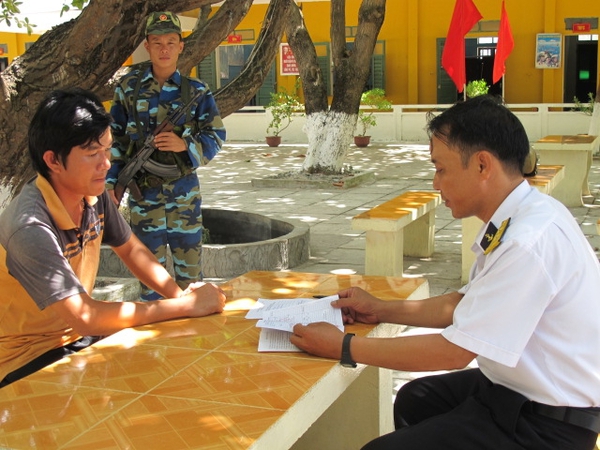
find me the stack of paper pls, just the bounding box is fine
[245,295,343,352]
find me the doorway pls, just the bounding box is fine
[563,34,598,103]
[437,37,502,103]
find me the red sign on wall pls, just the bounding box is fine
[227,34,242,43]
[572,23,591,33]
[280,43,299,76]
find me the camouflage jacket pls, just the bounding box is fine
[106,66,226,189]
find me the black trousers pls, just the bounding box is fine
[0,336,102,388]
[362,369,597,450]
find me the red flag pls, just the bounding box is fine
[493,0,514,84]
[442,0,483,93]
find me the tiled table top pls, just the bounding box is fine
[0,271,428,450]
[536,134,598,147]
[352,191,441,222]
[525,165,564,193]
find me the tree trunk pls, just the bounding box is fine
[285,0,386,173]
[0,0,284,198]
[214,0,291,117]
[303,112,357,172]
[178,0,253,80]
[285,1,328,115]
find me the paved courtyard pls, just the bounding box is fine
[200,141,600,295]
[198,140,600,403]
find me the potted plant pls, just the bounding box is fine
[355,88,392,147]
[265,85,304,147]
[465,79,489,98]
[572,92,594,116]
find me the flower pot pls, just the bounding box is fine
[354,135,371,147]
[266,136,282,147]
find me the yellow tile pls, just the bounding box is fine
[129,315,255,351]
[0,271,426,449]
[148,351,334,410]
[315,273,427,299]
[0,381,139,449]
[24,345,209,392]
[62,398,285,450]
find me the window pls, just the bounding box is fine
[477,37,498,45]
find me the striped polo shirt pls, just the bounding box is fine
[0,175,130,379]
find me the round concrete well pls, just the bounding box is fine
[201,208,310,278]
[98,208,310,281]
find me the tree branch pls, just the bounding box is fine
[179,0,252,76]
[330,0,386,113]
[214,0,290,116]
[284,0,328,115]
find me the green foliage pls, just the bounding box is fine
[265,82,304,137]
[0,0,88,35]
[465,79,489,98]
[356,88,392,137]
[64,0,88,13]
[572,93,595,116]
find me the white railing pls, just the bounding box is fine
[223,103,593,144]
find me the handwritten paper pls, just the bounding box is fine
[246,295,342,352]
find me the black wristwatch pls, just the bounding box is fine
[340,333,357,368]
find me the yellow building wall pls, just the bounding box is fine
[222,0,599,105]
[0,31,39,63]
[2,1,599,105]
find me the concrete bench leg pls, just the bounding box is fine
[404,209,436,257]
[535,149,590,206]
[461,216,481,283]
[290,366,393,450]
[364,229,404,276]
[583,149,592,196]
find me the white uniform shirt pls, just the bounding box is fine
[442,181,600,407]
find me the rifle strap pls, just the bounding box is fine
[131,69,193,150]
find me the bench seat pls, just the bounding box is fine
[352,191,442,276]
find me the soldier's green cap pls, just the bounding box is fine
[145,11,182,36]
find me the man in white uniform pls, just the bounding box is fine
[290,95,600,449]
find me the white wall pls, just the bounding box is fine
[223,103,593,144]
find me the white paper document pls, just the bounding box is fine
[246,295,343,352]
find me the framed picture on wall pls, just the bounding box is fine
[535,33,562,69]
[280,43,299,76]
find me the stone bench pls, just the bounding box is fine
[532,135,598,206]
[352,191,442,276]
[461,165,565,283]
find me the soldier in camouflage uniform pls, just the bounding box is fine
[106,11,226,300]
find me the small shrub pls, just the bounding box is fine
[572,92,595,116]
[265,83,304,137]
[465,79,489,98]
[356,88,392,137]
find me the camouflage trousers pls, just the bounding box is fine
[129,172,203,300]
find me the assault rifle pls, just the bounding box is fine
[113,90,202,203]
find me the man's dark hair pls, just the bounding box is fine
[28,88,112,179]
[426,95,530,174]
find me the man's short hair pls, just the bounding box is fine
[28,88,112,179]
[145,11,182,37]
[426,95,530,174]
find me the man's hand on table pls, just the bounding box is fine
[291,322,345,359]
[181,282,226,316]
[335,287,384,324]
